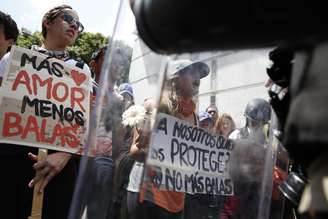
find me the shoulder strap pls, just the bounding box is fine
[75,60,85,69]
[63,57,85,70]
[194,112,199,126]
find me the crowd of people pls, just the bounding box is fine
[1,4,275,219]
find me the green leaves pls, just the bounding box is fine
[68,32,108,63]
[16,30,133,84]
[16,31,42,49]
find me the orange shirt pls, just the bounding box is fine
[139,111,197,213]
[139,177,185,213]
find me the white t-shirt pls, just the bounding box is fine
[0,52,10,78]
[127,161,144,192]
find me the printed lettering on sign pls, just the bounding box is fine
[0,46,91,155]
[147,113,234,195]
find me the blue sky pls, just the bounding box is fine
[1,0,137,45]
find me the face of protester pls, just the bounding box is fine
[122,93,133,110]
[200,119,213,130]
[207,106,218,121]
[109,55,125,82]
[89,52,104,83]
[44,9,80,47]
[178,69,201,98]
[221,117,233,136]
[0,24,13,58]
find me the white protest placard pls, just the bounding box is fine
[0,46,91,155]
[146,113,234,195]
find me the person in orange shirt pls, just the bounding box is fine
[138,59,210,219]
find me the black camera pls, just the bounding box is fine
[132,0,328,54]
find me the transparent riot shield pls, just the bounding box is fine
[68,0,141,218]
[268,112,290,219]
[137,49,281,219]
[69,1,285,218]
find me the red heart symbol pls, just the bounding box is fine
[71,70,86,86]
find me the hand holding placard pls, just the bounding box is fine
[28,152,72,193]
[135,128,150,150]
[28,149,47,219]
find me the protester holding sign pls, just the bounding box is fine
[138,59,210,219]
[0,5,91,219]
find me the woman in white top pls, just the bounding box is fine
[0,5,90,219]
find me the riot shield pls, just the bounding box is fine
[138,49,279,219]
[270,140,289,219]
[268,112,290,219]
[68,0,139,218]
[69,1,284,218]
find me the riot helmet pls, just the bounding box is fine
[244,98,271,124]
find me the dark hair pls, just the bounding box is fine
[206,104,218,113]
[41,4,73,38]
[0,11,19,51]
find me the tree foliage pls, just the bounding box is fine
[16,30,133,83]
[68,32,108,63]
[16,31,42,49]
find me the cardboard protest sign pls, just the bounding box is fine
[0,46,91,155]
[147,113,234,195]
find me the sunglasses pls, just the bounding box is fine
[61,13,84,33]
[207,110,217,115]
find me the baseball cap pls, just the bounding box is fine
[168,59,210,80]
[199,111,213,123]
[119,83,134,98]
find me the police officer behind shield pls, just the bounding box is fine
[222,98,271,219]
[229,98,271,143]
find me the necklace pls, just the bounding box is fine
[31,45,70,60]
[178,99,195,117]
